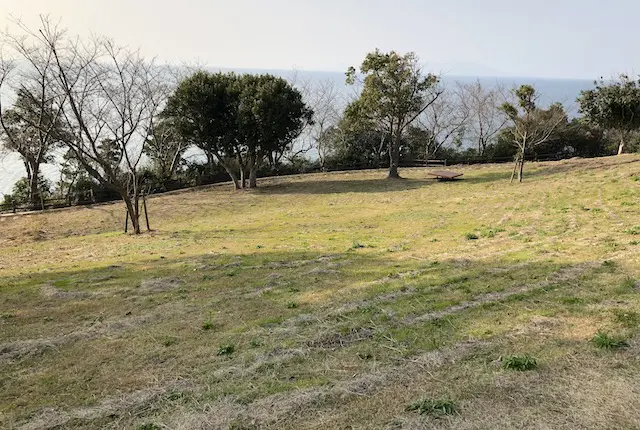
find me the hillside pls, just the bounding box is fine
[2,156,640,429]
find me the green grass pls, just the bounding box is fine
[406,398,457,416]
[592,331,629,350]
[502,355,539,371]
[1,156,640,429]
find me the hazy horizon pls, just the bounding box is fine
[3,0,640,80]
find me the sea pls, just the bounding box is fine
[0,70,595,197]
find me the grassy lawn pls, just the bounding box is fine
[1,155,640,429]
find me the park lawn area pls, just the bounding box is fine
[1,155,640,429]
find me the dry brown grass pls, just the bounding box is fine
[1,156,640,429]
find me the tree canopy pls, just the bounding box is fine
[164,71,312,189]
[346,50,441,178]
[578,75,640,154]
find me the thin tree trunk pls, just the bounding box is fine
[122,193,141,234]
[239,168,246,189]
[388,129,401,179]
[618,135,625,155]
[29,162,40,209]
[510,155,519,184]
[518,141,527,182]
[518,157,525,182]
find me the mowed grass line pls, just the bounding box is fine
[1,155,640,429]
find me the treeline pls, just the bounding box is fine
[1,19,638,230]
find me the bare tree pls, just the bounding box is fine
[501,85,567,183]
[21,17,168,233]
[143,118,187,182]
[299,78,342,170]
[457,80,508,156]
[416,85,469,159]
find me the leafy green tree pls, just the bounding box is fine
[346,50,441,178]
[500,85,567,182]
[1,176,52,208]
[578,75,640,155]
[236,74,313,187]
[164,71,242,188]
[165,71,312,189]
[0,89,68,208]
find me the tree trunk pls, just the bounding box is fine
[216,155,240,190]
[518,141,527,182]
[29,162,40,209]
[249,165,258,188]
[618,135,625,155]
[122,193,141,234]
[510,154,520,184]
[518,157,525,182]
[388,129,401,179]
[239,167,246,189]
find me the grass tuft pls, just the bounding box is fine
[217,344,235,356]
[592,331,629,350]
[502,355,538,371]
[406,398,457,416]
[625,226,640,235]
[465,232,479,240]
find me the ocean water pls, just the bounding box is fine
[0,70,595,197]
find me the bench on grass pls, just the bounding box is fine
[427,170,463,181]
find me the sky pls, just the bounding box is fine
[0,0,638,79]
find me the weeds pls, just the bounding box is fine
[613,309,640,328]
[502,355,538,371]
[465,233,479,240]
[625,226,640,235]
[592,331,629,349]
[202,321,214,331]
[286,301,298,309]
[406,398,457,416]
[217,344,236,355]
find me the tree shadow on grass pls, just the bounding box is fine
[255,178,434,195]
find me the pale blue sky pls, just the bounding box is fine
[1,0,638,79]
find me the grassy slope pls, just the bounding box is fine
[1,156,640,429]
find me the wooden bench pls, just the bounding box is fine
[427,170,463,181]
[426,159,447,167]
